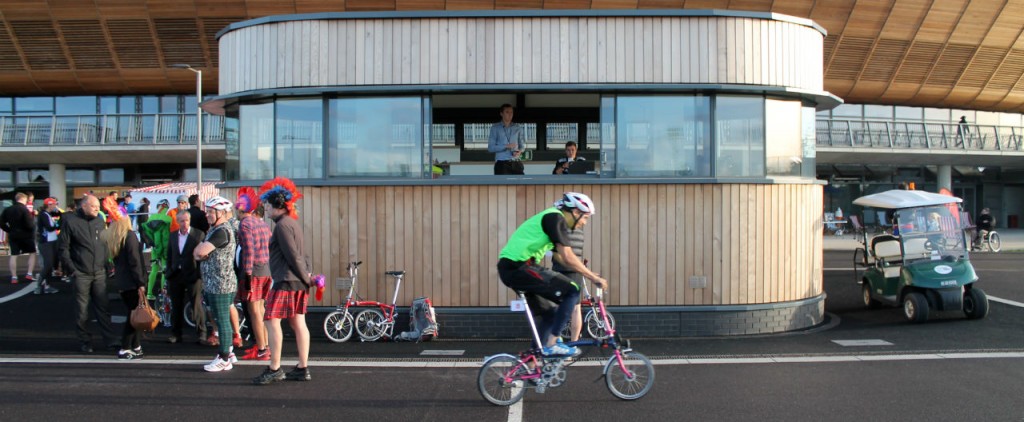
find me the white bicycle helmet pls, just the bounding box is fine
[204,195,233,211]
[556,192,596,215]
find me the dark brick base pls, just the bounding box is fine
[305,297,823,340]
[319,294,826,339]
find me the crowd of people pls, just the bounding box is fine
[0,177,314,385]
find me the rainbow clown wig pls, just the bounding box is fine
[259,176,302,219]
[235,187,260,214]
[102,195,127,221]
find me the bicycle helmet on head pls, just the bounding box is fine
[204,195,233,211]
[555,192,596,215]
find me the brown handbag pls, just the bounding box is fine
[130,290,160,332]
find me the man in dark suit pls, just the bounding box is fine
[165,211,206,343]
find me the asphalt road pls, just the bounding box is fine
[1,251,1022,421]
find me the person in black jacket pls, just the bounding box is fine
[188,194,210,233]
[1,192,37,284]
[165,211,206,344]
[58,194,117,354]
[102,215,146,359]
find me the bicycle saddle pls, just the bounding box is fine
[385,270,405,276]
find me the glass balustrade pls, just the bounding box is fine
[816,119,1024,151]
[0,113,226,146]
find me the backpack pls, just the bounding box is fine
[396,297,439,342]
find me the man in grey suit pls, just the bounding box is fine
[165,211,206,344]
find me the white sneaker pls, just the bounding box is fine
[228,352,237,363]
[203,355,233,372]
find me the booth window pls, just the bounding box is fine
[328,96,424,177]
[276,98,323,179]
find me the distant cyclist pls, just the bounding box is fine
[497,192,607,356]
[973,207,994,249]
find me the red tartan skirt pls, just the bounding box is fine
[264,288,308,320]
[238,275,272,303]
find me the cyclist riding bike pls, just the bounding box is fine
[496,192,607,357]
[973,207,994,249]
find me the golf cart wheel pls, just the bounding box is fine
[861,283,879,308]
[963,287,989,320]
[903,292,929,323]
[987,232,1001,253]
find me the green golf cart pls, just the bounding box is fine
[852,189,989,323]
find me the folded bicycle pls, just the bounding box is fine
[323,261,407,342]
[477,287,654,405]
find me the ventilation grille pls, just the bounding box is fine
[990,48,1024,91]
[10,20,69,70]
[107,19,159,68]
[155,19,205,68]
[60,20,114,69]
[925,43,975,87]
[894,41,942,84]
[826,36,872,80]
[823,34,838,65]
[959,46,1004,89]
[0,24,24,71]
[861,39,908,82]
[201,18,240,67]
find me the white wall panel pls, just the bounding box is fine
[219,15,826,95]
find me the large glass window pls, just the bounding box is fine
[765,99,801,177]
[0,98,11,114]
[56,97,97,115]
[801,106,817,178]
[615,96,710,177]
[99,168,123,184]
[0,170,11,185]
[328,97,424,177]
[864,105,892,120]
[239,102,274,180]
[276,98,323,179]
[715,96,764,177]
[65,169,95,184]
[15,97,54,115]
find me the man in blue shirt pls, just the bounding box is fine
[488,103,526,175]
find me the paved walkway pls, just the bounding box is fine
[824,228,1024,251]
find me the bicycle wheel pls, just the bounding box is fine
[355,309,386,341]
[585,310,616,340]
[156,290,173,327]
[323,310,354,343]
[604,351,655,400]
[988,232,1001,252]
[478,355,529,406]
[235,303,251,342]
[184,301,195,328]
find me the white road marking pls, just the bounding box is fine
[420,350,465,356]
[508,395,523,422]
[0,282,39,304]
[832,339,894,347]
[988,296,1024,308]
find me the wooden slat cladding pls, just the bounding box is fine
[218,16,826,95]
[221,183,823,308]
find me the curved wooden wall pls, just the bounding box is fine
[221,183,823,308]
[218,15,824,95]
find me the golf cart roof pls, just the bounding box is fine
[853,190,962,209]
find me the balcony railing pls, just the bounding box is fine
[816,119,1024,152]
[0,114,227,146]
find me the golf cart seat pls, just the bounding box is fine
[872,237,903,278]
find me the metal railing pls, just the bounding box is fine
[0,113,226,146]
[816,119,1024,152]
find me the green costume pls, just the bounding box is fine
[140,209,172,299]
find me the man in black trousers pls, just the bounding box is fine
[165,211,206,344]
[59,194,117,353]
